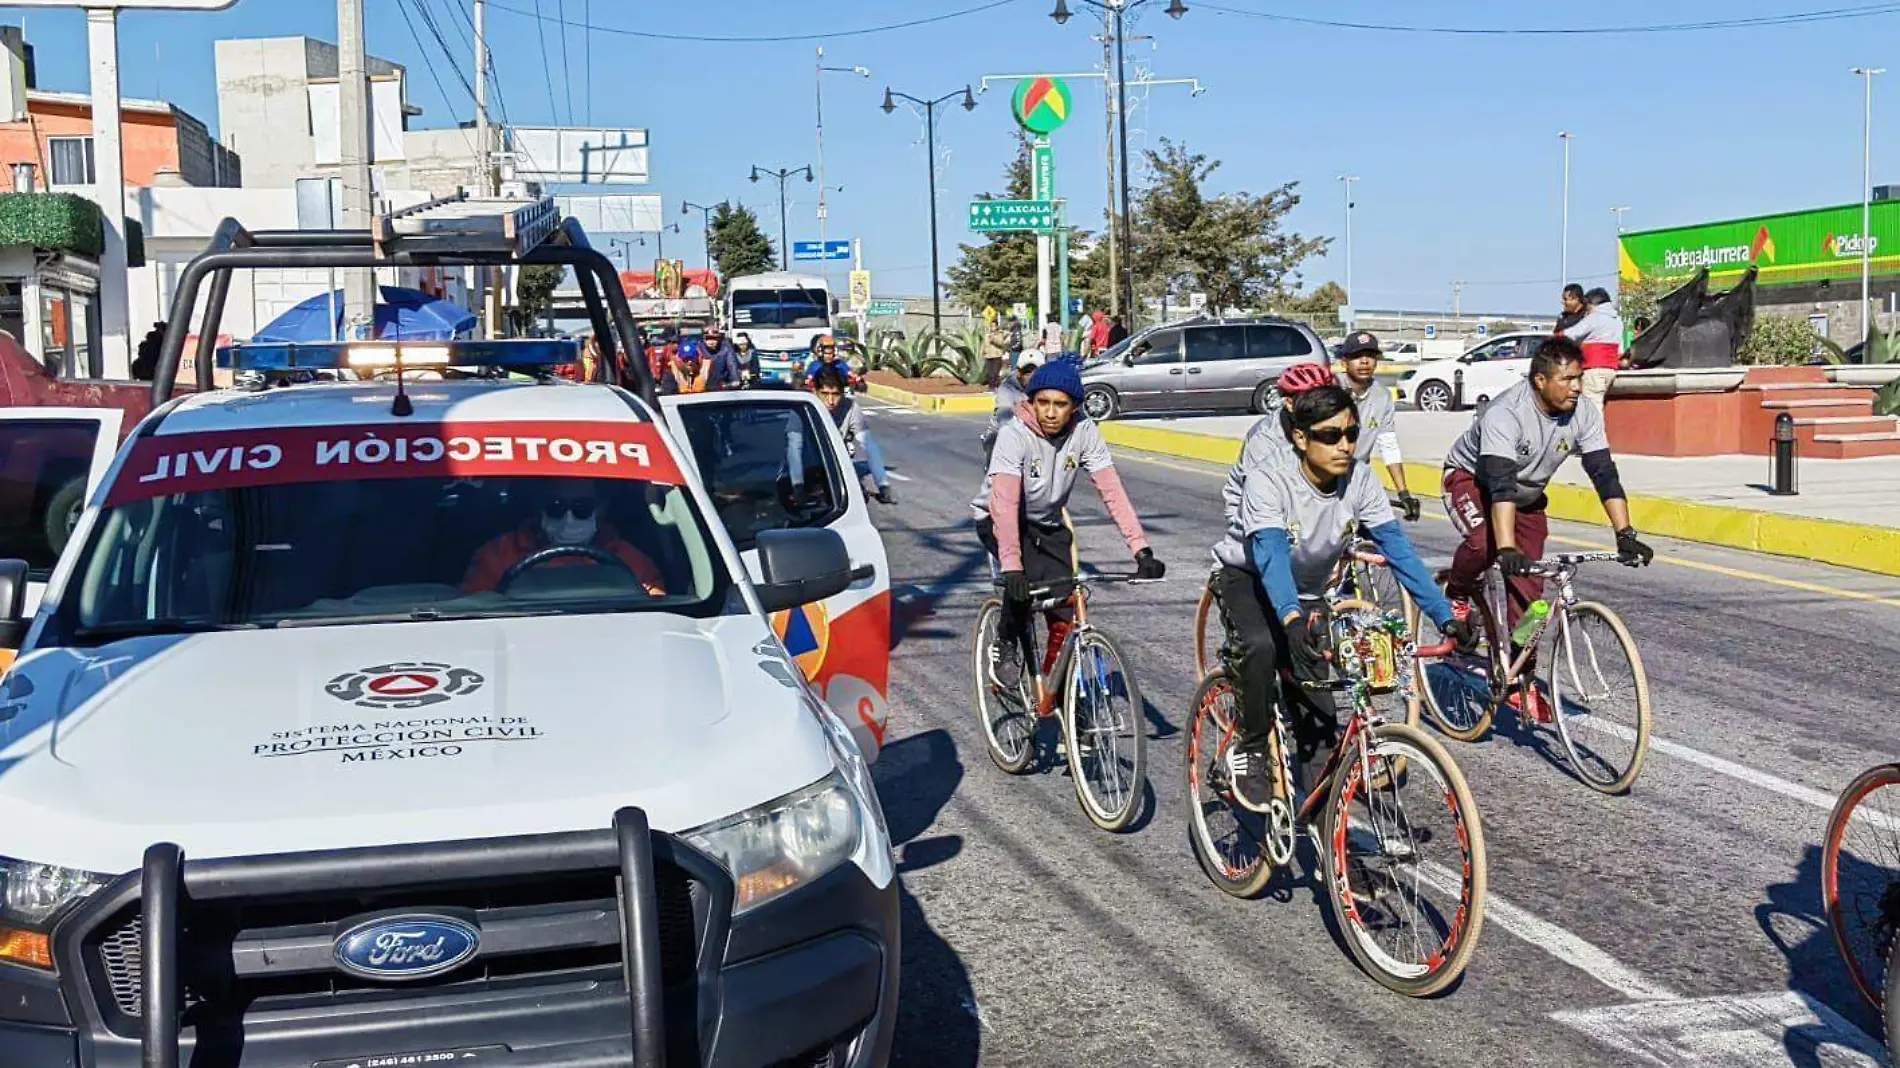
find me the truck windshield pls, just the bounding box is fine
[62,474,732,637]
[731,289,830,329]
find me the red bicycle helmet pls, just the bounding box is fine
[1277,361,1334,397]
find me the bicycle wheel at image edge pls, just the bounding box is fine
[1823,762,1900,1009]
[1545,602,1651,795]
[971,598,1038,775]
[1194,582,1218,680]
[1064,629,1146,832]
[1323,721,1487,997]
[1409,588,1501,744]
[1183,671,1282,898]
[1886,938,1900,1047]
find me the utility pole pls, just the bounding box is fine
[338,0,378,336]
[1101,31,1119,319]
[1338,174,1358,331]
[1854,67,1885,342]
[1559,131,1573,289]
[750,165,813,271]
[473,0,503,338]
[881,86,977,340]
[1452,280,1464,320]
[85,9,130,376]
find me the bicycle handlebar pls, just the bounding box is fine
[1526,550,1626,577]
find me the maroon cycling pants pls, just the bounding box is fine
[1443,467,1548,636]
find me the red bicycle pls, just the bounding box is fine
[1823,763,1900,1042]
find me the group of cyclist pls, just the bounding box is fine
[974,326,1654,812]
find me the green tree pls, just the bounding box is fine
[707,202,776,280]
[1286,281,1348,332]
[1740,314,1823,366]
[1129,139,1330,314]
[512,264,564,331]
[946,132,1111,320]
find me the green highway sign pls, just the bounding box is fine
[865,299,906,317]
[969,198,1058,233]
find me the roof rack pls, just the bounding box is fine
[150,199,658,407]
[374,192,563,259]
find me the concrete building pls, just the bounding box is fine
[214,36,417,190]
[0,27,238,191]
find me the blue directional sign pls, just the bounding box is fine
[793,240,852,262]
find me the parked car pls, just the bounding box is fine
[1394,331,1552,412]
[1079,317,1328,420]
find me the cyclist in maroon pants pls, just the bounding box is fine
[1440,336,1653,720]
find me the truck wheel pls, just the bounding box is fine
[44,476,87,555]
[1416,381,1454,412]
[1083,387,1119,421]
[1250,382,1283,415]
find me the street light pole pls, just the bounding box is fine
[1559,131,1574,288]
[817,49,871,293]
[1053,0,1188,326]
[1338,174,1358,331]
[1854,67,1886,342]
[682,200,718,273]
[882,85,978,340]
[750,165,814,270]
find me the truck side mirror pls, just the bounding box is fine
[0,558,28,651]
[753,529,855,613]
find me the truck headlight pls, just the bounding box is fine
[683,773,861,914]
[0,856,109,969]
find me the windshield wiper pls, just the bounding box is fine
[71,620,259,641]
[270,607,583,629]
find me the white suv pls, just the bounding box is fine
[0,342,899,1067]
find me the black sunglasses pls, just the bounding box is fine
[1303,424,1361,446]
[543,497,599,520]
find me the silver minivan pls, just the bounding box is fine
[1080,317,1328,420]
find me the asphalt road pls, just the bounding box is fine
[859,401,1900,1068]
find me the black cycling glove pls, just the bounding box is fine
[1134,548,1166,580]
[1000,571,1032,608]
[1284,617,1330,682]
[1396,491,1422,523]
[1440,616,1478,654]
[1616,528,1654,567]
[1497,548,1536,578]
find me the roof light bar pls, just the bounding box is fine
[218,339,583,372]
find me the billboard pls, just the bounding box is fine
[1620,200,1900,288]
[510,127,649,185]
[556,194,664,235]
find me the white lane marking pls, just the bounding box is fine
[1420,862,1680,1002]
[1553,991,1885,1068]
[888,471,914,483]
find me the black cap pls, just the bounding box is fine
[1339,331,1382,358]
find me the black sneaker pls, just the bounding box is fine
[1225,744,1277,814]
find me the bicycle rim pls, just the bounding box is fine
[972,599,1038,775]
[1886,939,1900,1046]
[1194,584,1218,680]
[1824,763,1900,1009]
[1546,602,1651,794]
[1411,591,1500,743]
[1065,630,1146,832]
[1324,722,1488,997]
[1184,672,1281,897]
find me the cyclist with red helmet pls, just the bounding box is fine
[1209,366,1474,813]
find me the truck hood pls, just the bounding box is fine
[0,613,836,875]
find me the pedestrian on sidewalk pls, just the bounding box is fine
[984,317,1010,387]
[1089,309,1112,356]
[1106,314,1129,348]
[1563,287,1624,410]
[1556,283,1588,333]
[1006,316,1025,370]
[1040,313,1065,358]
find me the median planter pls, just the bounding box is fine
[865,369,987,396]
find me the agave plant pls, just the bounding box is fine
[870,331,942,379]
[924,332,993,386]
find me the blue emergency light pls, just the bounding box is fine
[217,339,583,372]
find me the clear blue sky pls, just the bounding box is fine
[1,0,1893,316]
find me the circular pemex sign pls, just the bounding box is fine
[1012,77,1072,136]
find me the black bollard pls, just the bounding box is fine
[1770,411,1799,496]
[1453,368,1465,410]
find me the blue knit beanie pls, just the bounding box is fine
[1026,360,1084,405]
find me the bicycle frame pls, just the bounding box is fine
[1481,552,1621,689]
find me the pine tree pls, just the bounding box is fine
[707,202,776,280]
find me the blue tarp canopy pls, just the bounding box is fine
[253,285,477,343]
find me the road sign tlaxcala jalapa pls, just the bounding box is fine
[969,199,1058,234]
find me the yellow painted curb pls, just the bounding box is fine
[865,381,995,415]
[1099,428,1900,579]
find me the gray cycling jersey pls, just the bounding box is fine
[1443,379,1609,504]
[971,415,1113,525]
[1212,415,1293,570]
[1344,374,1399,465]
[1236,460,1395,594]
[835,398,868,459]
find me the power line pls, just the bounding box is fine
[530,0,561,119]
[484,0,1022,43]
[407,0,478,103]
[556,0,574,124]
[393,0,481,160]
[1198,1,1900,35]
[583,0,591,125]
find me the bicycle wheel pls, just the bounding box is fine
[1823,763,1900,1009]
[1545,602,1651,795]
[1410,587,1501,743]
[1183,671,1286,897]
[1886,937,1900,1047]
[971,598,1038,775]
[1194,582,1219,680]
[1323,721,1487,997]
[1063,628,1147,832]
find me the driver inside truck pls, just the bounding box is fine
[461,477,667,595]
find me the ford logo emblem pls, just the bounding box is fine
[332,914,480,981]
